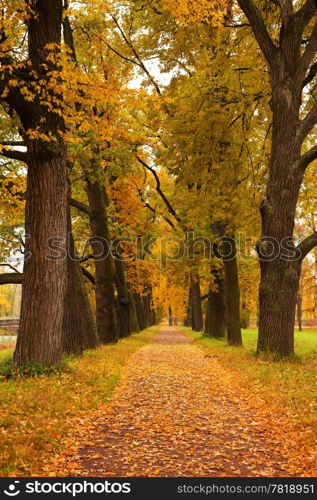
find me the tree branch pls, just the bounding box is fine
[136,187,176,229]
[237,0,278,67]
[0,266,96,286]
[136,155,182,225]
[0,148,27,162]
[295,0,317,33]
[298,101,317,142]
[297,21,317,82]
[70,198,90,215]
[297,232,317,259]
[295,143,317,171]
[201,294,209,301]
[1,141,26,147]
[0,272,22,285]
[81,266,95,285]
[302,60,317,88]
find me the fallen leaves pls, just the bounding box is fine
[39,328,317,477]
[0,327,158,476]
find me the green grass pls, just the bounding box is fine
[180,326,317,434]
[0,349,14,361]
[182,327,317,359]
[0,326,158,476]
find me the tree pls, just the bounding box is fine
[237,0,317,355]
[0,0,70,365]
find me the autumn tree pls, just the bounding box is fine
[0,1,71,364]
[237,0,317,355]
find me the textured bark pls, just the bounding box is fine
[86,180,117,343]
[237,0,317,356]
[114,254,131,338]
[221,237,242,346]
[13,0,68,365]
[63,208,97,355]
[191,273,203,332]
[15,148,68,364]
[204,268,226,338]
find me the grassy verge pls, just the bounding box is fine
[180,327,317,436]
[0,347,15,359]
[0,326,158,476]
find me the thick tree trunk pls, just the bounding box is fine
[191,273,203,332]
[15,145,68,365]
[236,1,317,356]
[204,268,226,338]
[63,207,97,355]
[86,180,117,343]
[257,69,303,356]
[13,0,68,365]
[222,237,242,346]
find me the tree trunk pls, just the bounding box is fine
[86,180,117,343]
[168,305,173,326]
[296,293,303,332]
[142,291,151,328]
[114,254,131,338]
[134,292,145,331]
[191,273,203,332]
[222,237,242,346]
[184,284,193,327]
[15,145,68,365]
[128,291,140,333]
[256,70,303,356]
[63,207,97,355]
[204,268,226,338]
[148,287,156,325]
[236,0,317,356]
[13,0,68,365]
[240,301,250,329]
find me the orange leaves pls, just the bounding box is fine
[39,328,317,478]
[0,328,158,476]
[161,0,231,26]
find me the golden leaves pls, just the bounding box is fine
[0,328,158,476]
[161,0,230,26]
[39,329,317,478]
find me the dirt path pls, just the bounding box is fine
[51,328,310,477]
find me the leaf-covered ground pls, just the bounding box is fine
[45,328,317,477]
[0,327,158,476]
